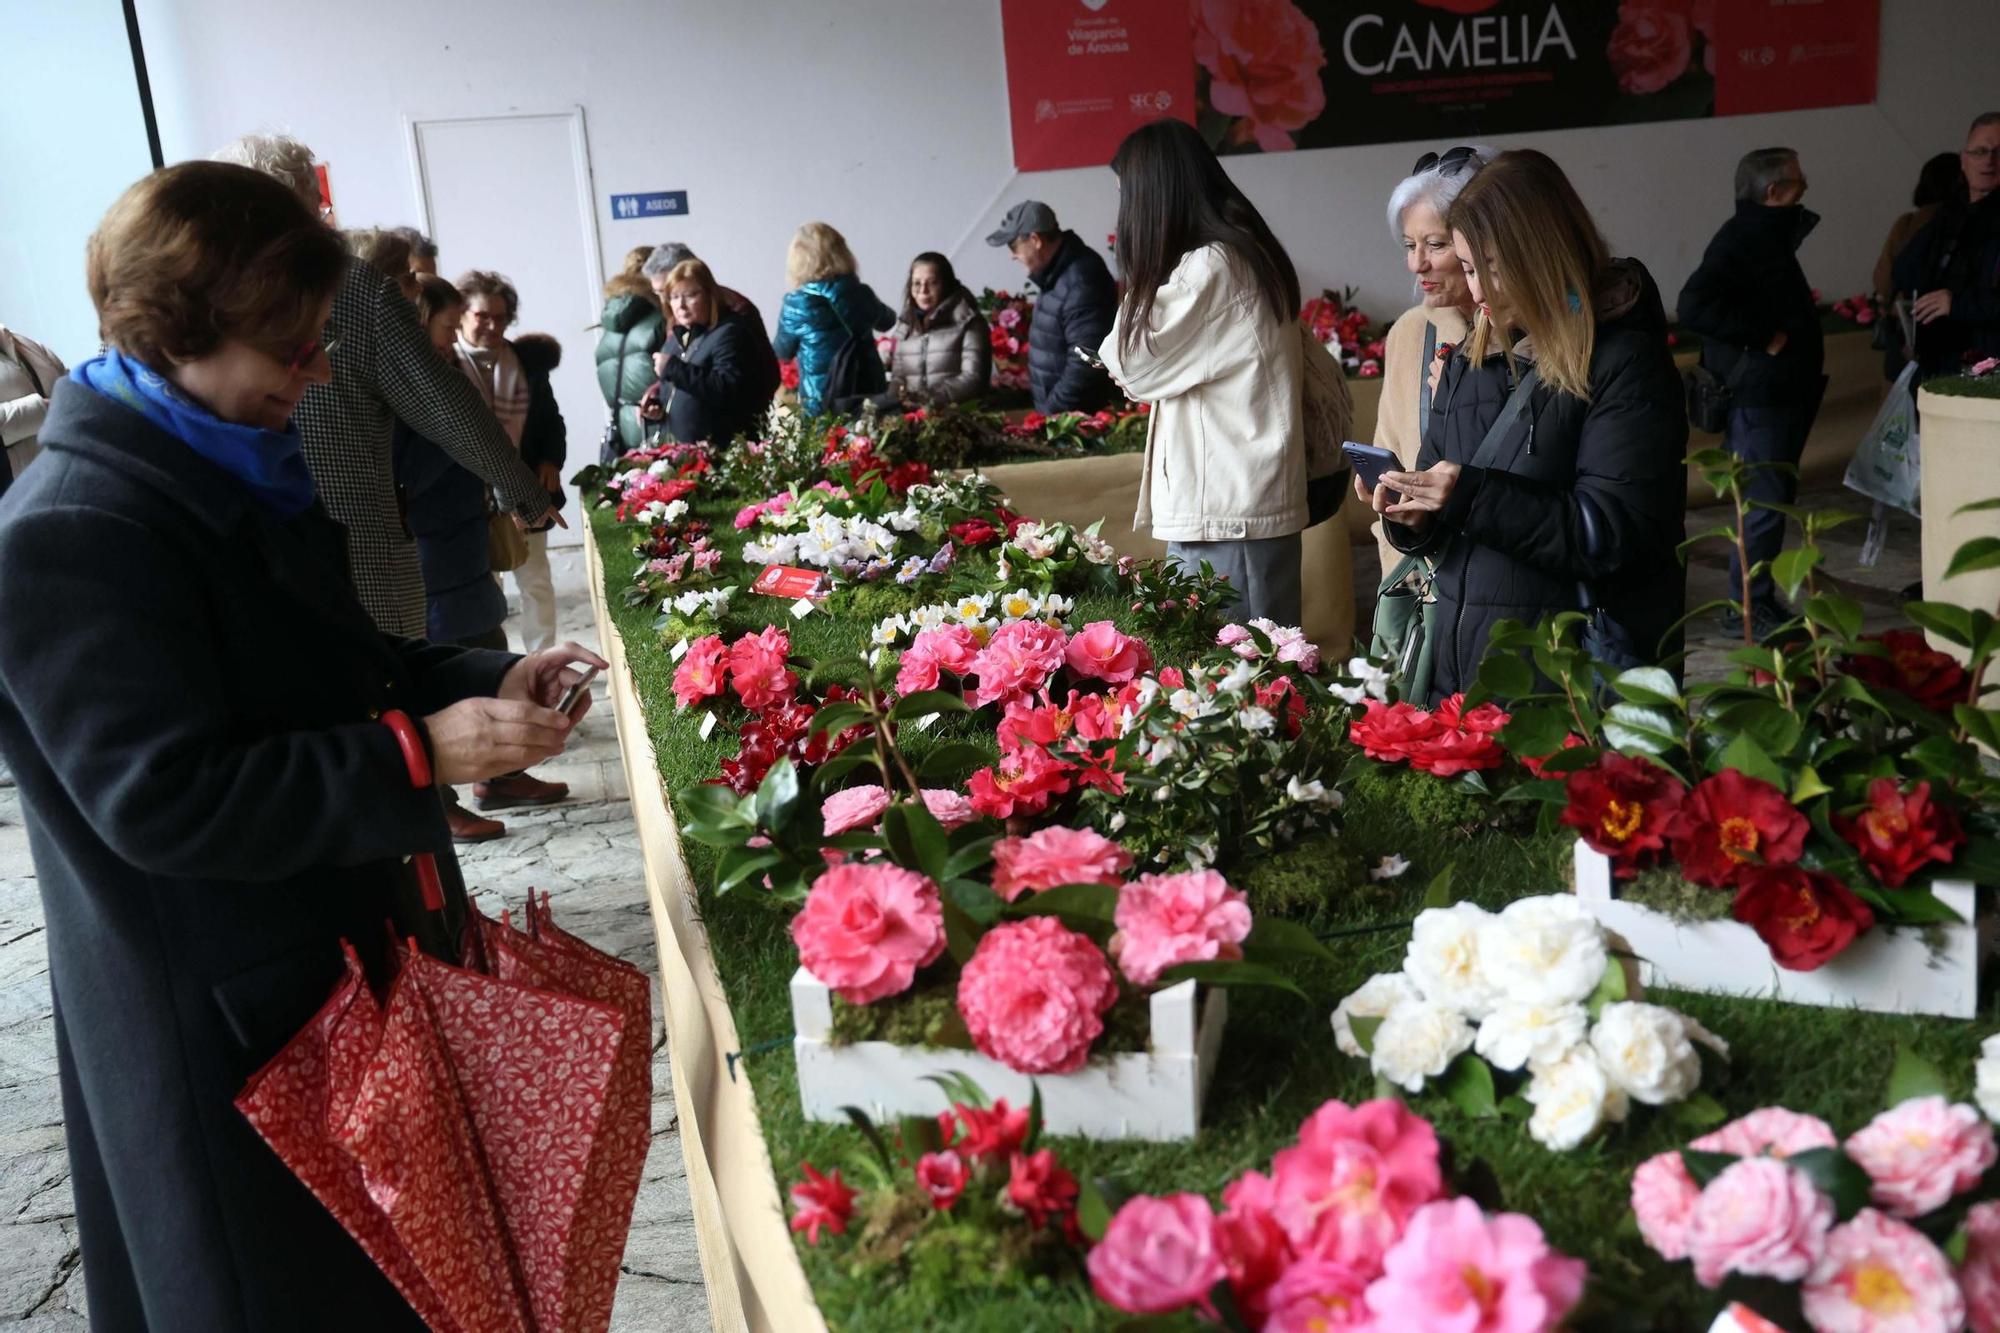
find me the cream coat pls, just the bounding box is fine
[1101,244,1305,542]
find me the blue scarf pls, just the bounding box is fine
[70,350,317,518]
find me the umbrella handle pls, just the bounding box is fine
[380,711,446,913]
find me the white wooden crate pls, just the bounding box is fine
[1571,841,1988,1019]
[790,968,1228,1142]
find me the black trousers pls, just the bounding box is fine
[1724,379,1825,603]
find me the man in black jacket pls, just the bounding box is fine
[987,201,1116,415]
[1677,147,1827,636]
[1893,112,2000,382]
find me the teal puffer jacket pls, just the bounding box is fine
[772,274,895,416]
[594,279,666,458]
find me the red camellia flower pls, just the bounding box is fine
[1434,693,1510,735]
[915,1151,967,1211]
[884,461,932,495]
[1607,3,1693,95]
[1846,630,1971,713]
[788,1163,856,1245]
[1559,753,1686,878]
[965,746,1075,820]
[940,1099,1032,1163]
[1668,769,1809,888]
[1401,726,1504,778]
[1346,699,1442,763]
[779,360,801,390]
[1731,865,1875,971]
[1835,778,1965,888]
[1521,734,1588,777]
[1005,1148,1080,1230]
[949,518,1000,548]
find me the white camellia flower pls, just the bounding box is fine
[1526,1047,1629,1151]
[1403,902,1500,1019]
[1238,706,1276,735]
[1218,660,1259,696]
[1370,999,1473,1093]
[1145,736,1182,765]
[954,594,993,622]
[1332,973,1422,1058]
[661,498,689,525]
[999,589,1039,620]
[1369,854,1410,882]
[1475,1002,1589,1072]
[1590,1002,1707,1106]
[1477,895,1608,1009]
[1285,775,1343,809]
[1327,656,1393,706]
[671,590,704,616]
[1168,688,1206,719]
[1042,594,1075,619]
[1978,1035,2000,1124]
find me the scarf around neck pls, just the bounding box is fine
[70,349,317,518]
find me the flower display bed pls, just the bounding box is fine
[791,970,1228,1141]
[1572,841,1990,1019]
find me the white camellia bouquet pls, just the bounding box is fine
[1333,894,1729,1152]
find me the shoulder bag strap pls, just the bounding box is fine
[1466,364,1540,472]
[1416,320,1438,442]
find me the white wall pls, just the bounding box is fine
[0,2,158,364]
[31,0,1996,362]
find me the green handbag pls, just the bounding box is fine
[1371,552,1438,701]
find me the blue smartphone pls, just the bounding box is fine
[1341,442,1402,499]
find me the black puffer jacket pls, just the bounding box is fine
[1027,231,1117,414]
[657,318,765,446]
[1677,201,1825,408]
[1388,259,1689,702]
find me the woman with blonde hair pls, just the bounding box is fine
[653,257,766,446]
[773,221,895,415]
[1367,148,1687,701]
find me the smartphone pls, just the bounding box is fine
[1073,344,1105,370]
[1341,442,1403,500]
[556,666,600,718]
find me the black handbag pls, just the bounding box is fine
[824,300,887,414]
[1574,492,1646,672]
[1683,347,1750,434]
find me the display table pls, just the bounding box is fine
[586,532,824,1333]
[1917,384,2000,663]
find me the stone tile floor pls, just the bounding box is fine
[0,483,1930,1329]
[0,545,708,1331]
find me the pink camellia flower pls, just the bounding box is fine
[1686,1157,1834,1289]
[956,916,1118,1073]
[788,1163,856,1246]
[728,626,797,709]
[1065,620,1154,684]
[671,633,728,709]
[1631,1151,1701,1262]
[969,620,1069,708]
[1217,1169,1294,1317]
[1111,869,1253,987]
[913,623,982,677]
[1364,1197,1586,1333]
[895,643,942,696]
[1217,622,1260,658]
[1192,0,1328,152]
[990,826,1133,902]
[790,862,946,1004]
[919,788,977,831]
[1692,1106,1839,1160]
[1261,1256,1375,1331]
[1086,1193,1225,1316]
[1801,1208,1966,1333]
[1957,1200,2000,1332]
[820,784,891,836]
[1844,1095,1998,1218]
[915,1150,966,1211]
[1270,1098,1443,1270]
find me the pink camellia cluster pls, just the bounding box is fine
[895,624,981,696]
[789,861,946,1004]
[969,620,1069,708]
[956,916,1118,1073]
[670,627,798,712]
[1632,1100,1993,1321]
[1064,620,1153,685]
[1110,869,1252,987]
[1088,1098,1585,1330]
[817,785,978,838]
[990,826,1132,902]
[1217,619,1322,673]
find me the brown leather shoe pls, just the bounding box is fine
[447,804,506,842]
[473,771,570,811]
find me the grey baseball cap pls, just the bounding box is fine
[985,200,1060,247]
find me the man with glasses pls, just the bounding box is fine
[1893,112,2000,383]
[1677,147,1827,638]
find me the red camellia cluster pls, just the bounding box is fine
[1561,755,1965,971]
[612,474,698,523]
[711,683,870,796]
[1346,695,1509,778]
[1845,630,1971,713]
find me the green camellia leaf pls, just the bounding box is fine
[714,846,786,895]
[1348,1014,1385,1056]
[1680,1148,1738,1188]
[1785,1147,1875,1223]
[887,689,971,722]
[1498,706,1574,761]
[1422,865,1457,909]
[1715,698,1804,757]
[1009,881,1120,924]
[1604,703,1679,755]
[1791,765,1833,803]
[1242,916,1337,964]
[1438,1053,1499,1120]
[1671,1092,1729,1131]
[1903,601,1976,648]
[1476,653,1535,699]
[1945,536,2000,582]
[1586,954,1629,1019]
[1885,1046,1950,1109]
[1955,706,2000,756]
[1803,594,1864,643]
[1954,497,2000,517]
[1770,546,1822,600]
[883,802,950,882]
[1156,961,1308,1000]
[917,741,999,784]
[806,701,869,738]
[1716,733,1786,789]
[753,758,800,832]
[1610,666,1684,709]
[1076,1174,1116,1244]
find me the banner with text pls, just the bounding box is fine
[1003,0,1879,169]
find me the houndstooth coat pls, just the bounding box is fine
[297,258,550,635]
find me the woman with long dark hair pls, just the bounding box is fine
[889,251,991,405]
[1099,118,1307,625]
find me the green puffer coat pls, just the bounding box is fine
[594,275,666,459]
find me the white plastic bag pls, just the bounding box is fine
[1844,361,1921,516]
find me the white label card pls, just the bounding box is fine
[698,710,718,741]
[670,637,689,661]
[791,598,816,620]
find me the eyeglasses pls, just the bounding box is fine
[1964,146,2000,162]
[1413,146,1480,176]
[279,334,342,374]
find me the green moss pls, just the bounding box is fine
[1621,867,1736,922]
[1922,372,2000,401]
[1343,762,1494,836]
[1235,834,1370,923]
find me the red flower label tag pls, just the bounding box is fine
[751,565,829,601]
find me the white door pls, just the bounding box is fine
[407,109,605,549]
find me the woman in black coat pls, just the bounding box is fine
[1369,150,1689,702]
[648,256,766,447]
[0,162,603,1332]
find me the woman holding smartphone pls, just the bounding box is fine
[1368,149,1687,701]
[1099,118,1307,625]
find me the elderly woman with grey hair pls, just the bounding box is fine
[1368,145,1498,578]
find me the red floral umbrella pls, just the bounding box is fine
[237,895,651,1333]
